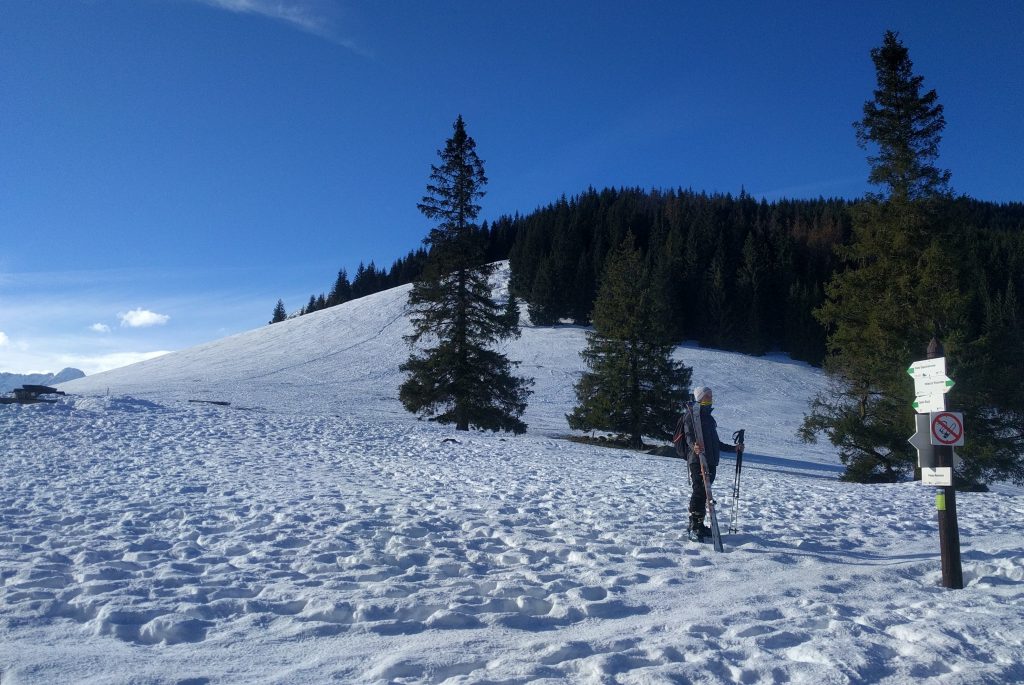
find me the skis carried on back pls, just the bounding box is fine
[729,429,745,535]
[687,401,724,552]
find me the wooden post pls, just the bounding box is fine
[928,337,963,590]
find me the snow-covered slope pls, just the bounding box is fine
[3,265,1021,684]
[58,265,831,463]
[58,283,417,420]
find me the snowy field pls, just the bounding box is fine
[2,267,1023,684]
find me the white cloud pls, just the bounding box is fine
[192,0,363,51]
[201,0,323,32]
[0,331,9,346]
[90,323,112,334]
[120,309,171,328]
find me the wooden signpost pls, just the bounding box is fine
[907,338,963,590]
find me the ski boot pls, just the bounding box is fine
[688,514,712,542]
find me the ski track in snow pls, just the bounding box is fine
[2,266,1023,684]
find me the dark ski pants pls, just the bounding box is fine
[688,459,717,517]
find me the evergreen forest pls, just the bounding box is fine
[279,192,1024,370]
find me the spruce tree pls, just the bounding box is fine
[569,254,595,325]
[329,269,351,306]
[854,31,951,202]
[269,299,287,324]
[400,115,533,433]
[736,232,768,355]
[801,31,961,482]
[567,232,692,449]
[527,257,561,325]
[351,263,368,299]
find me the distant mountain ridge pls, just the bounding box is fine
[0,368,85,392]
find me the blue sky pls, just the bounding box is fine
[2,1,1022,374]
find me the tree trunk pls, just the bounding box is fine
[629,340,642,449]
[456,267,469,431]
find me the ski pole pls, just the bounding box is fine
[729,429,745,534]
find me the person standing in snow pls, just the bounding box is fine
[677,386,743,541]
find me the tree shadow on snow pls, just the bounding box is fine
[737,538,936,568]
[724,452,844,481]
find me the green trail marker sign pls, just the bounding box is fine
[908,356,955,413]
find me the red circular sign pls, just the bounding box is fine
[931,412,963,445]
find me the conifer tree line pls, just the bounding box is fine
[269,222,517,320]
[286,251,428,318]
[505,189,854,365]
[502,189,1023,367]
[272,189,1021,375]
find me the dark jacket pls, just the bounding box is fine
[674,403,736,467]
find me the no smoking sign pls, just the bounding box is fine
[930,411,965,447]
